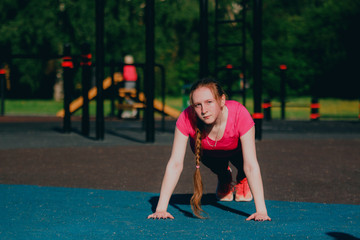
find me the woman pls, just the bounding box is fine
[148,78,271,221]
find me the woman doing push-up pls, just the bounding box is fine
[148,78,271,221]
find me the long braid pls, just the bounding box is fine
[189,78,225,218]
[190,126,205,218]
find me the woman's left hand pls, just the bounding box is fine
[246,212,271,221]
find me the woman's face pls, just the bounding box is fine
[191,86,225,125]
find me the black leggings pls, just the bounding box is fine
[201,154,246,183]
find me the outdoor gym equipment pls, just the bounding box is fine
[55,75,180,119]
[0,65,5,116]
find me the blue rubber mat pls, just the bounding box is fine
[1,185,359,240]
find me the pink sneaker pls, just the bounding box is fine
[235,178,253,202]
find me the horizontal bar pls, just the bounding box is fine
[216,66,243,71]
[216,43,244,48]
[10,54,63,59]
[216,18,244,24]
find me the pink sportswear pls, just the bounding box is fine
[176,100,254,158]
[123,65,137,81]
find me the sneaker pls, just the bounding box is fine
[216,168,234,201]
[234,178,253,202]
[216,181,233,201]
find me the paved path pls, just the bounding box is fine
[0,116,359,239]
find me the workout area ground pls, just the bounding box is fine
[0,116,359,239]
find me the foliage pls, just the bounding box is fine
[261,0,360,99]
[297,0,360,98]
[0,0,359,99]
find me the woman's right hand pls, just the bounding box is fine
[147,211,174,219]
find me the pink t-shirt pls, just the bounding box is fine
[123,65,137,81]
[176,100,254,158]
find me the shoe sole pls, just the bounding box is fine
[235,197,253,202]
[235,194,253,202]
[217,195,234,201]
[216,192,234,201]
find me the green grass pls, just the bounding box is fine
[268,97,359,120]
[4,99,64,116]
[3,99,112,117]
[2,97,359,120]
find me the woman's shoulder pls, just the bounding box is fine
[225,100,246,111]
[178,106,197,125]
[225,100,252,120]
[225,100,254,136]
[177,106,196,136]
[181,105,195,118]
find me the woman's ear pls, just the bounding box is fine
[221,94,226,107]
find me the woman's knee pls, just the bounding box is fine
[202,157,229,175]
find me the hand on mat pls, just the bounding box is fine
[246,212,271,222]
[148,211,174,219]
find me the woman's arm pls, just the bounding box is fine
[240,126,271,221]
[148,127,189,219]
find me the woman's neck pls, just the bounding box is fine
[205,106,228,140]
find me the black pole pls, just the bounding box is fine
[0,44,6,116]
[242,0,247,106]
[263,99,272,121]
[280,65,287,120]
[110,59,115,117]
[135,63,141,120]
[145,0,155,142]
[95,0,105,140]
[214,0,219,79]
[253,0,263,140]
[157,64,166,131]
[81,42,91,136]
[199,0,209,78]
[310,97,320,121]
[226,65,233,99]
[358,97,360,121]
[0,64,5,116]
[62,44,73,133]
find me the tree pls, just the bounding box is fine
[1,0,359,99]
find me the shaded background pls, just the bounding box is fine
[1,0,359,99]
